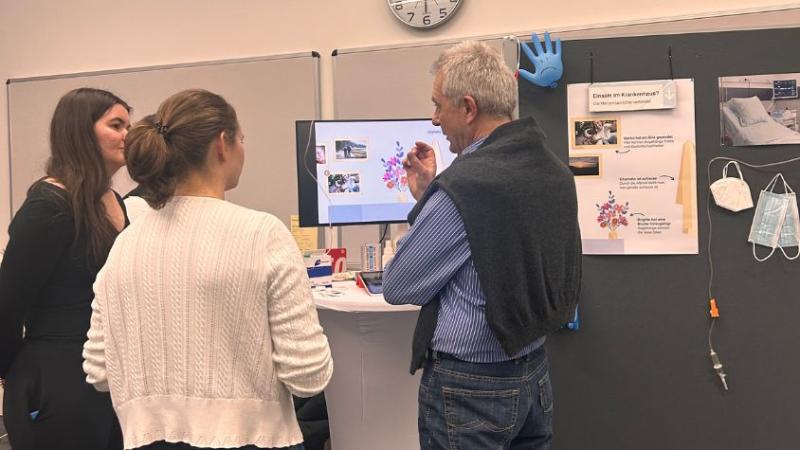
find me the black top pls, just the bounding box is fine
[123,184,145,199]
[408,117,582,371]
[0,180,128,377]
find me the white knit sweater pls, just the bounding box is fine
[83,196,333,449]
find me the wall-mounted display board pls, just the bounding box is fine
[519,24,800,450]
[7,53,321,228]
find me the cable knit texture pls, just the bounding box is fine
[83,196,333,449]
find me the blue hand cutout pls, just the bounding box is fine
[519,32,563,89]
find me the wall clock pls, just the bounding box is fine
[387,0,463,29]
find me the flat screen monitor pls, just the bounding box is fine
[295,119,455,226]
[773,79,798,99]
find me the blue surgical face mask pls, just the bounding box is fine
[748,173,800,261]
[779,196,800,249]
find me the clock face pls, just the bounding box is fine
[388,0,463,29]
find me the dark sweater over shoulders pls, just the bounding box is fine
[410,117,582,357]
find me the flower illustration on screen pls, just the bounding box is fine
[381,141,408,192]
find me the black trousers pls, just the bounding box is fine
[293,393,329,450]
[2,340,122,450]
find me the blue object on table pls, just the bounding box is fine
[565,307,580,330]
[519,32,563,89]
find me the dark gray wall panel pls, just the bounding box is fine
[520,27,800,450]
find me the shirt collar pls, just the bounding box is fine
[461,137,487,157]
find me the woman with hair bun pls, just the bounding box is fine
[83,89,333,450]
[120,113,156,223]
[0,87,129,449]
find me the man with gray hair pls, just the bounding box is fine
[383,40,582,449]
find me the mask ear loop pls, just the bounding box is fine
[723,160,745,180]
[779,173,793,194]
[752,242,776,262]
[764,173,785,193]
[722,161,733,178]
[774,174,800,260]
[779,244,800,260]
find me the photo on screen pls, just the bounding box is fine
[295,119,454,226]
[569,154,601,177]
[315,144,326,164]
[718,72,800,147]
[327,171,361,194]
[571,118,620,149]
[335,139,368,160]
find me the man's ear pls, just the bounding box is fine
[463,95,479,124]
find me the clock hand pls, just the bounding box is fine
[424,0,428,13]
[391,0,430,7]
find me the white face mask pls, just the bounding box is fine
[747,173,800,262]
[710,161,753,213]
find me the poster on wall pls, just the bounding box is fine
[719,72,800,146]
[567,78,698,255]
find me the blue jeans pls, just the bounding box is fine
[418,346,553,450]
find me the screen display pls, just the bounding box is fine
[359,270,384,295]
[773,80,798,99]
[296,119,455,226]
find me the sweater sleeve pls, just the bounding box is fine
[263,220,333,398]
[0,188,72,377]
[82,266,110,392]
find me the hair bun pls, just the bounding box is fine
[125,117,177,208]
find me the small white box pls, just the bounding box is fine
[304,251,333,287]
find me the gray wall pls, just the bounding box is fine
[7,53,321,228]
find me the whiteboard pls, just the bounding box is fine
[7,52,321,228]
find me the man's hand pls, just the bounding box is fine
[404,141,437,200]
[518,32,563,89]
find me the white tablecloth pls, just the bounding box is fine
[314,281,421,450]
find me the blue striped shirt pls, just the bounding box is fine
[383,138,545,363]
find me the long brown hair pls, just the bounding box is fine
[126,89,238,209]
[45,87,131,267]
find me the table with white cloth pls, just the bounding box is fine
[313,282,421,450]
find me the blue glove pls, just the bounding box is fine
[519,32,563,89]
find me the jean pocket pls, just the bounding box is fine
[538,372,554,414]
[443,387,520,433]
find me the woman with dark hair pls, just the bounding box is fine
[82,89,332,450]
[0,87,130,449]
